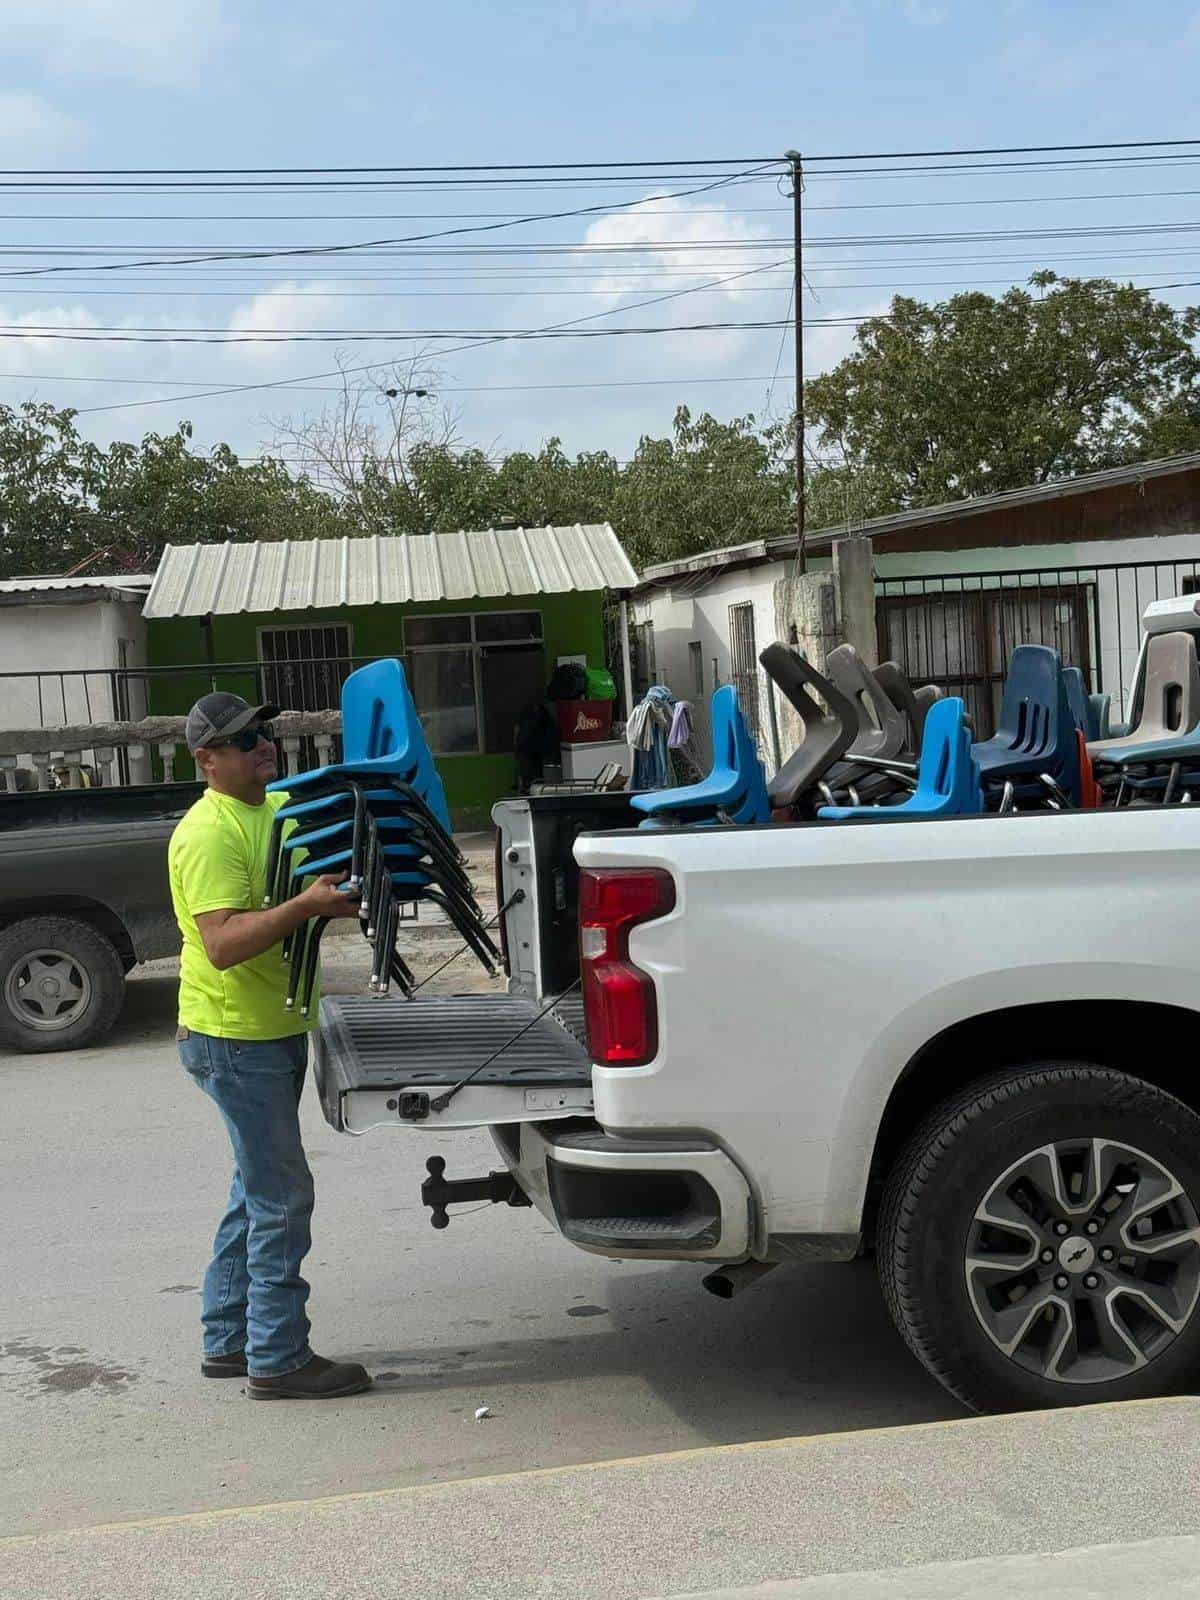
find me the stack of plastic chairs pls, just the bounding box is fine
[818,697,983,823]
[263,659,498,1017]
[630,684,769,828]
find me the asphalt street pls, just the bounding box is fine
[1,963,960,1540]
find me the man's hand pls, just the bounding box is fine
[196,875,362,970]
[301,874,363,920]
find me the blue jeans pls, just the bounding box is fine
[179,1030,314,1378]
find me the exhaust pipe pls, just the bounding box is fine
[701,1260,777,1300]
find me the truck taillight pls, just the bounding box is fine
[578,868,675,1066]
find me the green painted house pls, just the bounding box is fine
[142,525,637,827]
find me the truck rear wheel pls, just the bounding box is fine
[0,915,125,1055]
[878,1065,1200,1413]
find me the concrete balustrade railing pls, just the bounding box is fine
[0,710,343,793]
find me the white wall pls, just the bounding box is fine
[636,528,1200,749]
[0,596,147,732]
[632,561,801,772]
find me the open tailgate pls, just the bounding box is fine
[313,991,593,1133]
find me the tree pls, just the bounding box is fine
[268,352,459,527]
[269,386,791,564]
[0,403,347,578]
[804,274,1200,523]
[615,407,791,568]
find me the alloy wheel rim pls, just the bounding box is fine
[3,948,92,1032]
[965,1137,1200,1384]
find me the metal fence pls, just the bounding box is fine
[0,652,383,733]
[876,556,1200,737]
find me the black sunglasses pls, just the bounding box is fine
[210,721,275,753]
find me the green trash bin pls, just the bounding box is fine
[585,667,617,701]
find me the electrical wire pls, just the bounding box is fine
[8,186,1200,219]
[0,318,800,345]
[73,256,789,413]
[1,369,781,393]
[0,167,777,280]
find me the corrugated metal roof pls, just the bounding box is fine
[639,449,1200,587]
[0,574,153,599]
[142,525,637,619]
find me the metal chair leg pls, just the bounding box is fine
[299,916,330,1019]
[285,913,310,1010]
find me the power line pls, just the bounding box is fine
[0,159,782,175]
[73,256,790,414]
[802,137,1200,163]
[0,317,801,344]
[11,185,1200,221]
[10,219,1200,268]
[0,166,775,280]
[0,140,1194,175]
[1,370,782,393]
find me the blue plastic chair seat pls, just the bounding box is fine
[631,684,769,825]
[819,697,982,822]
[268,658,451,830]
[972,645,1081,802]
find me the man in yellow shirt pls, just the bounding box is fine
[169,692,370,1400]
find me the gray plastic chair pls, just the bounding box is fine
[874,661,924,754]
[826,644,909,762]
[912,683,945,747]
[1088,631,1200,760]
[760,644,859,809]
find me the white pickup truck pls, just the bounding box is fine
[313,595,1200,1415]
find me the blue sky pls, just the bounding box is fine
[2,0,1200,469]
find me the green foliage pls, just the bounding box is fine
[0,405,347,577]
[336,411,792,569]
[0,402,794,579]
[6,273,1199,582]
[804,274,1200,521]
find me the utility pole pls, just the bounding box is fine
[784,149,805,573]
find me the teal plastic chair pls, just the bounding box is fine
[818,697,982,823]
[269,658,450,829]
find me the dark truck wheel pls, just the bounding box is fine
[0,915,125,1054]
[879,1065,1200,1413]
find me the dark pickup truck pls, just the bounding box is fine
[0,784,200,1053]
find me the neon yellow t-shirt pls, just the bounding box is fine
[168,788,314,1040]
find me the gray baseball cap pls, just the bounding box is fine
[185,692,279,754]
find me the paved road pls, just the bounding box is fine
[1,967,959,1539]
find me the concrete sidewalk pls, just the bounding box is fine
[680,1535,1200,1598]
[4,1398,1199,1600]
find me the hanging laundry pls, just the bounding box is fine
[627,685,678,789]
[668,699,693,750]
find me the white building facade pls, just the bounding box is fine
[0,576,153,733]
[632,453,1200,759]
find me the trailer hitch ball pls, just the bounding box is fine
[424,1156,452,1229]
[420,1153,532,1230]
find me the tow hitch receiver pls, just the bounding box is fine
[421,1155,532,1229]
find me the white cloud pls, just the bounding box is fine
[2,0,233,84]
[585,0,696,22]
[901,0,950,24]
[0,92,86,161]
[571,195,784,373]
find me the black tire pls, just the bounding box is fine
[0,915,126,1054]
[878,1064,1200,1414]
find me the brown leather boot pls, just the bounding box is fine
[246,1353,372,1401]
[201,1351,248,1379]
